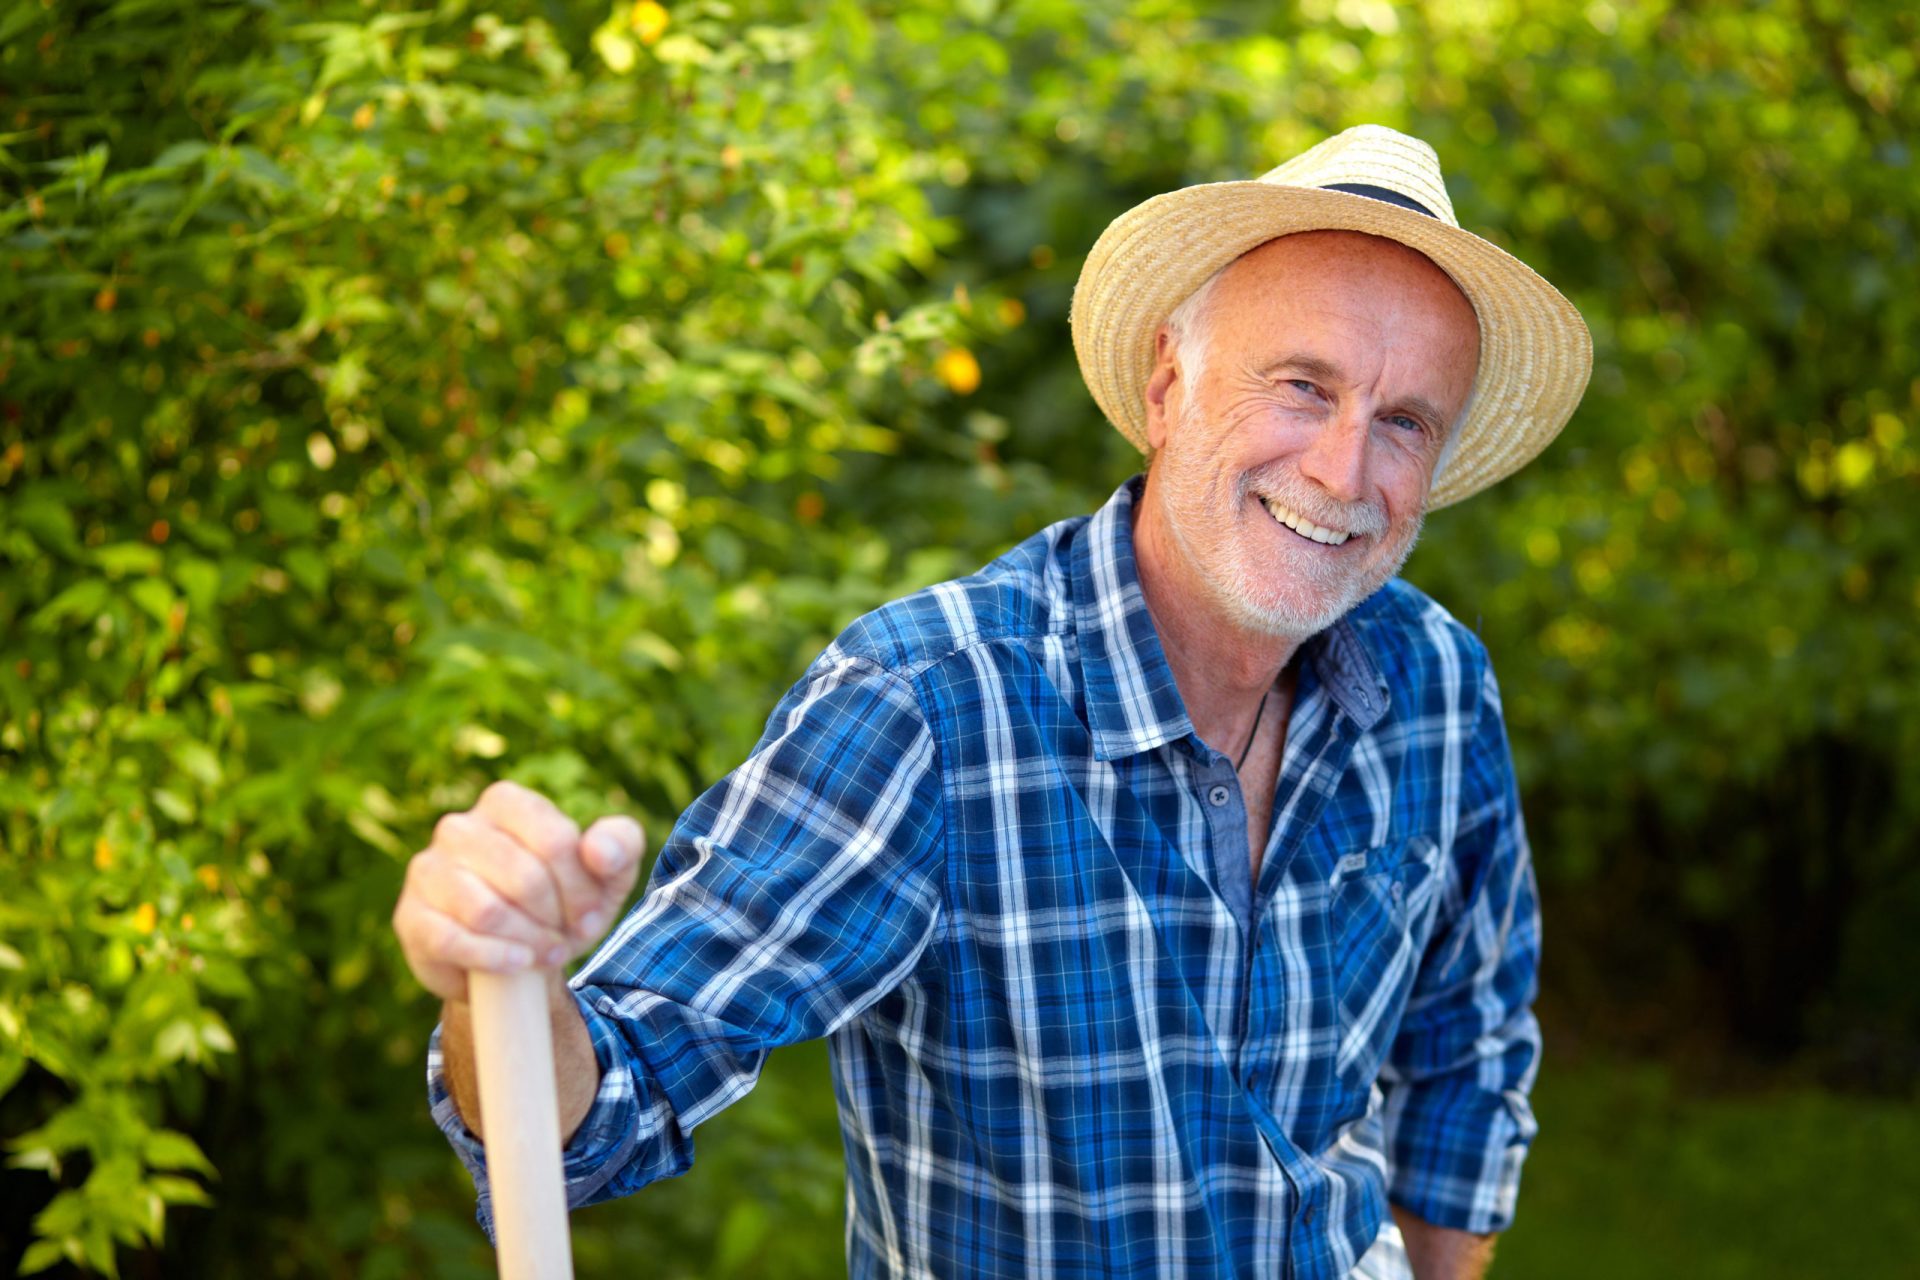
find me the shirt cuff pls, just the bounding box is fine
[1383,1075,1537,1235]
[427,982,644,1242]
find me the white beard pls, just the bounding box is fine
[1154,401,1426,641]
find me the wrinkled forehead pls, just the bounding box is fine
[1230,229,1478,332]
[1205,231,1482,392]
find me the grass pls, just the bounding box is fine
[1496,1057,1920,1276]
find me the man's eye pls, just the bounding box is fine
[1285,380,1319,396]
[1386,415,1424,433]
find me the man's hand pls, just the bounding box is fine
[393,780,646,1003]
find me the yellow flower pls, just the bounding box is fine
[352,102,376,131]
[133,903,158,935]
[934,347,981,396]
[196,865,221,893]
[94,837,114,870]
[630,1,669,45]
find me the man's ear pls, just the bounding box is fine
[1144,325,1180,452]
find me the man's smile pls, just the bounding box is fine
[1258,494,1356,546]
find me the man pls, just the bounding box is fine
[393,124,1591,1279]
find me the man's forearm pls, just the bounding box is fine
[440,973,602,1146]
[1391,1203,1499,1280]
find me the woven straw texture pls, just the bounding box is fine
[1070,125,1592,510]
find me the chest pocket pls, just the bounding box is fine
[1327,835,1443,1084]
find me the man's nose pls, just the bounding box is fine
[1296,406,1371,503]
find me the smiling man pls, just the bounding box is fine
[398,125,1591,1280]
[1132,226,1486,910]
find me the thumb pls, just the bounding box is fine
[581,814,646,890]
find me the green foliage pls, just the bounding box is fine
[0,1,1069,1272]
[1,0,1915,1274]
[1388,0,1920,1067]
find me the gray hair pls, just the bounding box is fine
[1432,387,1471,490]
[1146,261,1233,469]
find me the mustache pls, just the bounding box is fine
[1241,466,1390,538]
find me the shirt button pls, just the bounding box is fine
[1207,784,1230,807]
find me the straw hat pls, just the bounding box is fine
[1070,124,1592,509]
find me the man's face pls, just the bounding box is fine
[1141,230,1480,639]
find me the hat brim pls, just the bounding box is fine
[1070,183,1592,510]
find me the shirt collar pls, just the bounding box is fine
[1070,476,1392,762]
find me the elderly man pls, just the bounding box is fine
[393,125,1590,1279]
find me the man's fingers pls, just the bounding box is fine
[476,780,580,864]
[416,856,572,965]
[408,900,540,974]
[435,812,568,931]
[473,781,602,936]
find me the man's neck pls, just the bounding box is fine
[1131,480,1304,756]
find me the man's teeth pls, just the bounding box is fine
[1261,497,1352,545]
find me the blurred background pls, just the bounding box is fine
[2,0,1916,1275]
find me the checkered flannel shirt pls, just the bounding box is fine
[430,476,1542,1279]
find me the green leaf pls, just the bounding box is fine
[82,1225,119,1278]
[172,741,222,788]
[12,491,81,552]
[143,1131,215,1176]
[283,546,329,596]
[148,1174,212,1207]
[259,492,319,539]
[198,1015,235,1056]
[8,1145,60,1174]
[653,33,713,65]
[150,141,209,171]
[0,1047,25,1097]
[172,557,221,611]
[93,544,165,577]
[345,809,407,858]
[128,578,176,626]
[154,1020,200,1065]
[29,579,110,632]
[16,1239,70,1276]
[229,145,294,195]
[150,789,195,824]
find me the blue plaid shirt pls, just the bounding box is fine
[430,477,1542,1278]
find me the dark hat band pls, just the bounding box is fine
[1319,183,1437,218]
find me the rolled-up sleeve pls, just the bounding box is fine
[1377,662,1542,1234]
[426,653,946,1239]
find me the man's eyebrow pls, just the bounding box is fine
[1258,353,1454,432]
[1258,353,1347,386]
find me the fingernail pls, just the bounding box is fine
[545,945,568,967]
[577,910,607,939]
[504,944,534,969]
[598,832,633,871]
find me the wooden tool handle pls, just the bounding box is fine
[469,969,576,1280]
